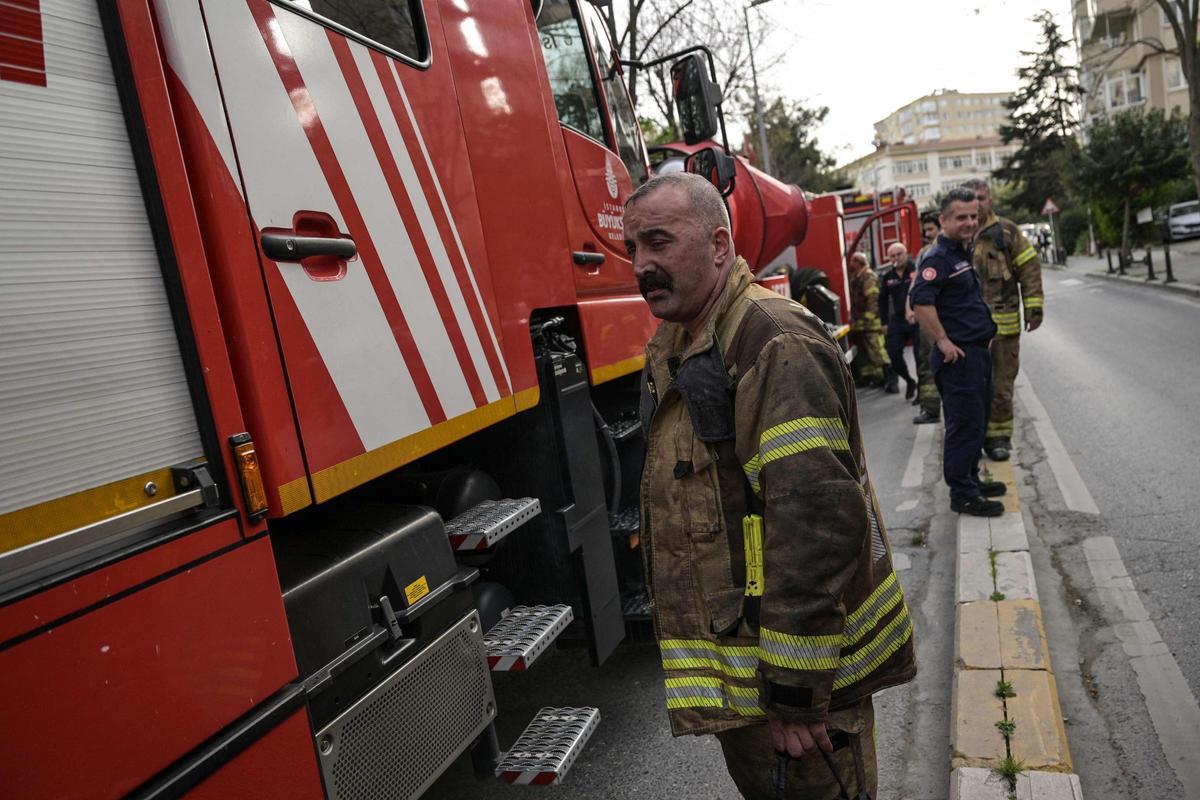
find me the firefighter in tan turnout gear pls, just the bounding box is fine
[625,172,915,799]
[848,252,889,388]
[962,180,1044,462]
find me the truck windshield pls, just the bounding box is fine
[1171,202,1199,217]
[536,0,607,143]
[582,7,649,185]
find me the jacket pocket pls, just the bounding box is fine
[675,430,723,543]
[705,585,746,636]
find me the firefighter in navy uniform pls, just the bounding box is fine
[962,179,1043,462]
[879,243,918,399]
[910,188,1007,518]
[625,172,915,798]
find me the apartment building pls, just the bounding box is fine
[841,90,1016,209]
[1074,0,1190,125]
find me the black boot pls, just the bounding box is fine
[984,437,1010,461]
[904,378,917,401]
[884,366,900,394]
[951,496,1005,517]
[912,411,939,425]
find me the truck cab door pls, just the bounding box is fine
[535,0,650,296]
[194,0,511,502]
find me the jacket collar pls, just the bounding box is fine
[646,256,753,368]
[978,212,1001,234]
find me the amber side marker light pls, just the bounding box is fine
[230,433,269,521]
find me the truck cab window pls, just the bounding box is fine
[283,0,428,64]
[583,7,649,185]
[536,0,606,142]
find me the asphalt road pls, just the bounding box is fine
[426,354,955,799]
[1014,268,1200,798]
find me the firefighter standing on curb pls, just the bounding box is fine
[910,214,942,425]
[848,252,890,388]
[625,172,915,799]
[961,179,1043,461]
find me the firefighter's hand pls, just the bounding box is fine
[905,309,916,325]
[767,712,833,758]
[937,336,965,363]
[1026,315,1042,332]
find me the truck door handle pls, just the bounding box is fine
[572,251,606,266]
[261,232,357,261]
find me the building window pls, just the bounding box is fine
[976,153,992,167]
[1107,69,1144,109]
[895,158,928,175]
[940,179,966,193]
[1166,57,1185,91]
[907,182,931,197]
[922,128,941,141]
[938,154,972,171]
[1161,1,1182,27]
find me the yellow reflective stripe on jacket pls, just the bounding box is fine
[833,606,914,690]
[660,639,759,678]
[843,572,904,646]
[1024,296,1043,310]
[727,684,765,717]
[864,286,879,297]
[743,416,851,493]
[991,311,1020,324]
[758,627,841,670]
[664,676,725,709]
[1014,246,1038,267]
[663,676,766,716]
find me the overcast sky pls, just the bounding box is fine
[743,0,1075,166]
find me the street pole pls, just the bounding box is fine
[744,2,772,174]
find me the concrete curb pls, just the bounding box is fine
[950,453,1081,798]
[1048,263,1200,299]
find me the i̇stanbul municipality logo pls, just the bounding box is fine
[604,159,619,199]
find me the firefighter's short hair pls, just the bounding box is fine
[626,172,730,234]
[940,187,978,214]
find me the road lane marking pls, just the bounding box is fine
[1083,536,1200,796]
[902,422,935,489]
[1060,278,1083,286]
[896,499,918,512]
[1015,377,1100,514]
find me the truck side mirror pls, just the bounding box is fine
[671,53,722,145]
[685,146,736,196]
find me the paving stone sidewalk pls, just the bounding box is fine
[1058,238,1200,297]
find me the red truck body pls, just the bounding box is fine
[0,2,820,797]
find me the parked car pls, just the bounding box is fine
[1167,200,1200,241]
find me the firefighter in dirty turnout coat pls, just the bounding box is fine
[626,173,915,799]
[848,252,889,387]
[963,180,1043,461]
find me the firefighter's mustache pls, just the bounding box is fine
[638,272,673,296]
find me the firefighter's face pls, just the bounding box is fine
[974,186,992,218]
[922,222,939,244]
[940,199,979,243]
[624,186,731,324]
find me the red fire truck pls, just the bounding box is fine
[0,1,828,798]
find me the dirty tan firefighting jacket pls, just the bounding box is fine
[971,214,1044,336]
[639,258,916,737]
[848,263,881,333]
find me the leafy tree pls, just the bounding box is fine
[994,12,1083,216]
[1155,1,1200,200]
[1073,108,1190,253]
[760,98,844,192]
[1085,3,1200,199]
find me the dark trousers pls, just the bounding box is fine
[885,324,917,384]
[932,344,992,501]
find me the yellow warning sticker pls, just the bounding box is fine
[405,576,430,605]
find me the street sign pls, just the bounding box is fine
[1041,198,1061,216]
[1136,206,1153,224]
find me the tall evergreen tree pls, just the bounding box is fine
[994,12,1083,216]
[760,98,845,192]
